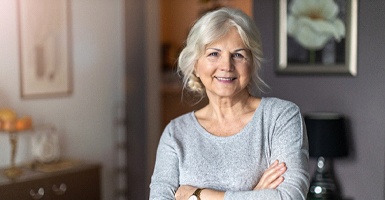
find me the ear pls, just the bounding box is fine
[194,66,200,78]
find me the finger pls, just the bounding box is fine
[261,162,286,181]
[269,160,279,168]
[265,161,284,176]
[267,176,285,189]
[254,162,287,190]
[258,161,279,182]
[254,173,285,190]
[264,163,287,182]
[264,165,287,188]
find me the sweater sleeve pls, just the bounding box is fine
[149,99,310,200]
[224,102,310,200]
[149,123,179,200]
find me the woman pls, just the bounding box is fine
[150,7,309,200]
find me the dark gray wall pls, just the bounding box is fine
[125,1,148,199]
[254,1,385,199]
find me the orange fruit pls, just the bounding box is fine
[15,116,32,131]
[2,120,16,132]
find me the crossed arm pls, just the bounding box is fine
[150,103,309,200]
[175,160,287,200]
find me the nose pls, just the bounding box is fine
[219,54,234,72]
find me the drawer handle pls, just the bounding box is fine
[30,187,44,199]
[52,183,67,195]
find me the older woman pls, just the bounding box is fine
[150,7,309,200]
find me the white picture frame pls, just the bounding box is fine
[18,0,72,98]
[276,0,358,76]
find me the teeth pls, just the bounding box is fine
[216,77,234,81]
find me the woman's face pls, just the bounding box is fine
[195,28,252,99]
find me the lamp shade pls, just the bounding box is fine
[304,112,348,158]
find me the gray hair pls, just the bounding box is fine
[177,7,268,99]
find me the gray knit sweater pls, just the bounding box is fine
[149,97,310,199]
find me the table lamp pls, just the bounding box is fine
[304,112,348,200]
[0,108,33,178]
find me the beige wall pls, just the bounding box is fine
[0,1,125,199]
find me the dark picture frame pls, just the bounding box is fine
[18,0,72,98]
[276,0,358,75]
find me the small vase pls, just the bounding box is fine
[32,125,60,164]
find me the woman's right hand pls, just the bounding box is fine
[253,160,287,190]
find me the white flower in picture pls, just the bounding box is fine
[287,0,345,50]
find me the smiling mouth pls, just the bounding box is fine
[215,76,237,81]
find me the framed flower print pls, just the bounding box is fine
[276,0,358,75]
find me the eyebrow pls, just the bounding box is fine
[206,48,248,53]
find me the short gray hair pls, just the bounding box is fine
[177,7,268,99]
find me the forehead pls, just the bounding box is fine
[205,28,246,49]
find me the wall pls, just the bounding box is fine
[254,0,385,199]
[124,0,161,199]
[0,1,125,199]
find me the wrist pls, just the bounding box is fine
[188,188,205,200]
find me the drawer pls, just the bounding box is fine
[0,163,101,200]
[48,166,100,200]
[0,179,49,200]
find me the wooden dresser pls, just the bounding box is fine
[0,162,101,200]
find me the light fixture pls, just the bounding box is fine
[305,112,348,200]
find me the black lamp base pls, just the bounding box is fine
[307,157,342,200]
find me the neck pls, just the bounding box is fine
[204,92,256,121]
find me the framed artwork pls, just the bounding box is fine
[276,0,358,75]
[18,0,72,98]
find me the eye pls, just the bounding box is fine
[233,53,243,58]
[232,53,245,60]
[208,52,219,57]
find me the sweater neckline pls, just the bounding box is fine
[191,97,265,141]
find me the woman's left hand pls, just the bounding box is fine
[175,185,197,200]
[253,160,287,190]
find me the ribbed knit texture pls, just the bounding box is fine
[150,97,310,199]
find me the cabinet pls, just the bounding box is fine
[0,162,101,200]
